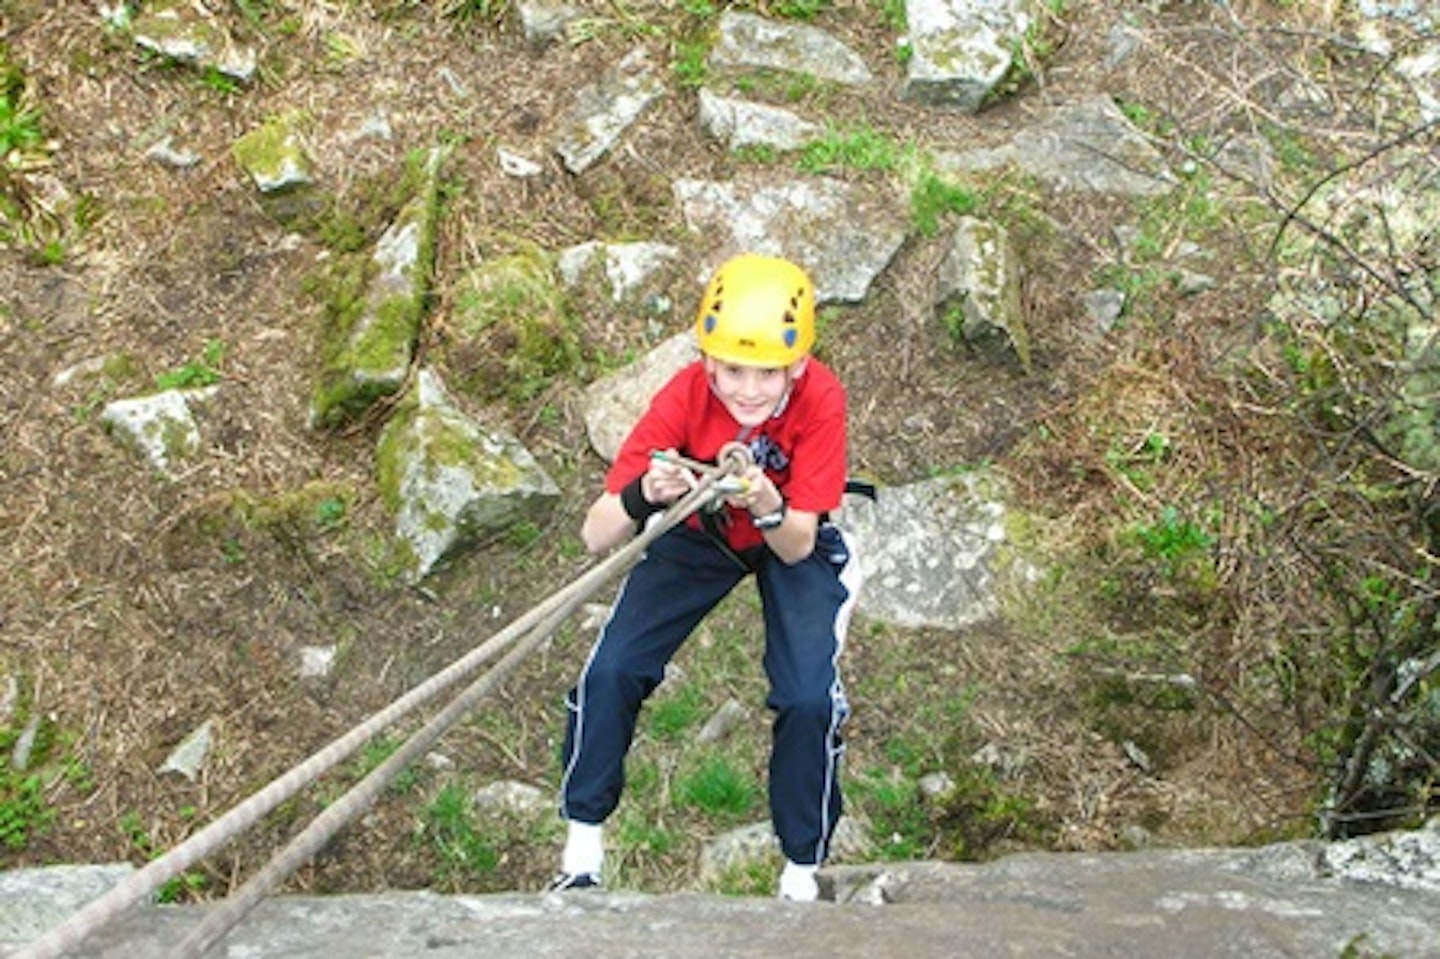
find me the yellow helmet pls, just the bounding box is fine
[694,253,815,367]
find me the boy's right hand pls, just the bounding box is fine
[643,448,698,505]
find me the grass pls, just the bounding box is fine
[733,67,825,104]
[709,857,780,896]
[6,0,1435,910]
[423,783,502,879]
[0,700,56,852]
[0,41,75,260]
[154,339,226,391]
[910,173,977,236]
[850,770,931,859]
[797,125,909,175]
[674,751,760,819]
[646,684,708,741]
[0,771,50,851]
[767,0,831,20]
[673,38,710,89]
[444,248,586,405]
[118,810,209,902]
[0,86,42,157]
[1128,505,1214,567]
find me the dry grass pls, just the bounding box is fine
[1,0,1431,902]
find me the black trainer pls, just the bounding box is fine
[546,871,602,892]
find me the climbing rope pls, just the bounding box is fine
[14,451,751,959]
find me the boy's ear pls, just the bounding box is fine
[789,357,809,379]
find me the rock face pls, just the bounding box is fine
[935,95,1176,195]
[310,147,446,428]
[902,0,1030,112]
[581,332,699,464]
[836,472,1009,630]
[99,387,216,476]
[709,11,873,86]
[672,175,908,305]
[6,840,1437,958]
[554,49,665,174]
[377,369,560,582]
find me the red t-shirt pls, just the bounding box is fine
[606,359,848,552]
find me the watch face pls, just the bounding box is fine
[754,509,785,529]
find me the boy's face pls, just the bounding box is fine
[703,356,807,428]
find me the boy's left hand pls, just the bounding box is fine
[727,464,782,517]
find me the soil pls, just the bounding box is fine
[0,0,1370,901]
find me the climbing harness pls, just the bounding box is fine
[13,451,755,959]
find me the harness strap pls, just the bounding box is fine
[844,478,878,501]
[698,508,763,572]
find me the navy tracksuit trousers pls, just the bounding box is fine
[560,522,861,866]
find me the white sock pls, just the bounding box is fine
[778,860,819,902]
[561,820,604,876]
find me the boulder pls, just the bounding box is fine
[673,175,907,304]
[902,0,1030,112]
[310,147,446,428]
[100,387,217,476]
[836,471,1008,630]
[554,49,664,174]
[376,369,560,582]
[709,12,872,86]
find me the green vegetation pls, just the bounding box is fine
[910,173,978,236]
[766,0,831,21]
[935,764,1047,860]
[443,247,586,405]
[1104,431,1171,492]
[1128,505,1214,569]
[674,752,759,819]
[0,61,43,158]
[5,0,1435,912]
[709,857,779,896]
[68,353,142,421]
[798,126,909,175]
[197,66,241,96]
[875,0,907,33]
[154,339,226,391]
[851,770,930,859]
[0,768,50,851]
[423,783,500,877]
[646,684,708,741]
[0,691,59,853]
[119,811,209,902]
[985,1,1071,102]
[1,42,95,262]
[159,480,360,571]
[564,6,665,46]
[439,0,509,23]
[729,67,824,104]
[673,37,711,89]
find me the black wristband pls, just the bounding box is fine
[751,498,788,530]
[620,475,664,522]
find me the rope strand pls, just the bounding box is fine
[171,476,729,958]
[13,458,741,959]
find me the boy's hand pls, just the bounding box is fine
[727,464,782,517]
[642,448,697,505]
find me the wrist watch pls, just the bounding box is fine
[751,500,788,530]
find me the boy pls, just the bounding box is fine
[553,253,862,902]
